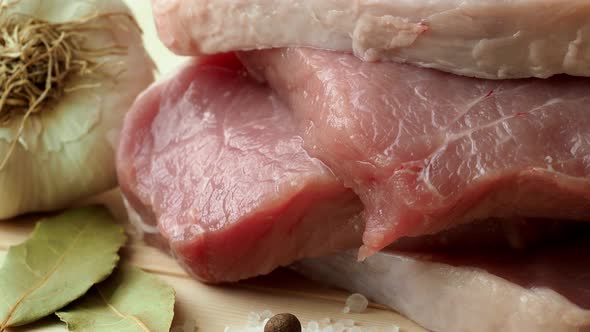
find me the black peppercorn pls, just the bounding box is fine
[264,313,302,332]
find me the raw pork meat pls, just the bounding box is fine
[119,50,590,281]
[152,0,590,79]
[239,48,590,257]
[117,55,363,282]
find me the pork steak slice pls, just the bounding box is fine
[117,55,363,282]
[294,234,590,332]
[152,0,590,79]
[119,50,590,283]
[240,48,590,257]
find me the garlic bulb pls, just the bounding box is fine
[0,0,155,219]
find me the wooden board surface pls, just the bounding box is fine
[0,2,429,332]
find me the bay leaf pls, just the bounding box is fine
[7,316,67,332]
[57,265,175,332]
[0,206,126,331]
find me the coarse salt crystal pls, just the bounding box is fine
[385,326,401,332]
[333,323,345,332]
[308,320,320,331]
[247,312,261,327]
[261,310,274,320]
[350,327,362,332]
[345,294,369,313]
[320,317,332,325]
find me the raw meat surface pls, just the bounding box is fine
[119,49,590,281]
[294,235,590,332]
[152,0,590,79]
[240,48,590,257]
[117,55,363,282]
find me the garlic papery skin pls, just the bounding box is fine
[0,0,155,219]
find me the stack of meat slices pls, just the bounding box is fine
[117,1,590,331]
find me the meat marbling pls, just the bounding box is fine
[152,0,590,79]
[117,55,363,282]
[240,48,590,257]
[119,50,590,281]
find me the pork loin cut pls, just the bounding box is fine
[117,55,363,282]
[294,236,590,332]
[152,0,590,79]
[240,48,590,257]
[119,50,590,282]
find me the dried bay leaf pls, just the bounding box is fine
[7,316,67,332]
[57,265,175,332]
[0,206,126,331]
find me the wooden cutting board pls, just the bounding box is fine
[0,3,428,331]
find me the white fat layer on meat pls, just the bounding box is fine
[294,251,590,332]
[152,0,590,79]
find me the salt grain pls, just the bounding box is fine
[307,320,320,331]
[345,294,369,313]
[261,310,274,320]
[385,326,400,332]
[248,312,262,327]
[333,323,345,331]
[350,327,362,332]
[249,312,262,321]
[320,318,332,325]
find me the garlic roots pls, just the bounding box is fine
[0,0,155,219]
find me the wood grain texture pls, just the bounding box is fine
[0,2,429,331]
